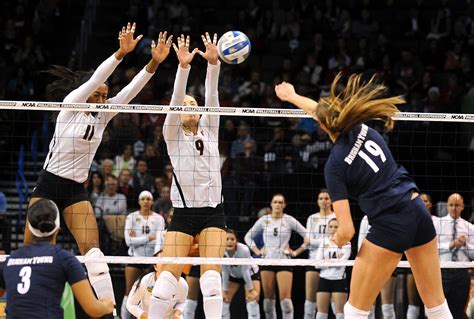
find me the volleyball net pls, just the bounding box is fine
[0,100,473,269]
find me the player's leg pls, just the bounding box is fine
[333,292,348,319]
[149,230,194,319]
[121,265,143,318]
[316,291,330,319]
[405,238,452,319]
[276,270,294,319]
[406,273,421,319]
[223,281,241,319]
[184,273,200,319]
[261,270,277,319]
[380,276,396,319]
[305,270,319,319]
[244,278,261,318]
[199,227,227,318]
[345,240,401,318]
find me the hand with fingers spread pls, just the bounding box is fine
[116,22,143,60]
[197,32,219,65]
[172,34,198,69]
[151,31,173,64]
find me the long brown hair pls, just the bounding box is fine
[315,73,404,136]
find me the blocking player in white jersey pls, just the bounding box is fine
[25,22,173,312]
[244,193,308,319]
[304,189,336,319]
[122,190,166,318]
[149,33,227,319]
[127,257,188,319]
[315,218,351,319]
[222,229,261,319]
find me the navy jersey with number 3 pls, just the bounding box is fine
[0,243,86,318]
[324,124,417,217]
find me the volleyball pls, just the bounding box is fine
[217,31,251,64]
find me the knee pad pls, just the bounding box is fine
[185,299,198,318]
[280,298,294,314]
[382,304,395,319]
[84,248,114,301]
[316,312,329,319]
[199,270,222,299]
[222,302,231,319]
[344,302,370,319]
[84,248,110,281]
[425,300,453,319]
[151,271,178,301]
[246,300,260,318]
[121,296,131,319]
[263,299,276,319]
[407,305,420,319]
[304,300,316,319]
[336,313,344,319]
[368,305,376,319]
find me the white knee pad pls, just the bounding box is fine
[200,270,223,318]
[368,305,376,319]
[280,298,294,318]
[382,304,395,319]
[336,313,344,319]
[222,302,231,319]
[121,296,131,319]
[84,248,115,302]
[304,300,316,319]
[263,299,277,319]
[316,312,329,319]
[425,300,453,319]
[407,305,420,319]
[246,300,260,318]
[344,302,370,319]
[331,301,337,316]
[151,270,178,300]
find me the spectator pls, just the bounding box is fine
[133,158,154,195]
[87,171,104,206]
[434,193,473,319]
[143,143,167,177]
[95,175,127,217]
[113,143,136,177]
[118,168,137,212]
[101,159,115,179]
[152,185,172,215]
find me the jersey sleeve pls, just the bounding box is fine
[324,155,349,202]
[290,216,307,238]
[63,54,122,103]
[124,214,149,246]
[201,61,221,137]
[221,265,230,291]
[126,278,146,318]
[244,218,264,247]
[163,65,191,141]
[357,216,369,251]
[61,250,87,285]
[153,216,166,254]
[340,243,352,260]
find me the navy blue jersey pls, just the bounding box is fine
[0,243,86,318]
[324,124,417,217]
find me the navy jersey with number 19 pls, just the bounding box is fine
[0,243,86,319]
[324,124,417,217]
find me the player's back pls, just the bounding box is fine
[0,243,85,318]
[325,124,417,218]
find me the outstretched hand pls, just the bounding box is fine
[117,22,143,56]
[172,34,198,69]
[151,31,173,64]
[275,82,296,102]
[197,32,219,65]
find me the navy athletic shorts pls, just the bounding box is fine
[317,277,348,293]
[366,196,436,253]
[31,170,89,212]
[168,204,227,236]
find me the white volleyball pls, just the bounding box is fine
[217,31,251,64]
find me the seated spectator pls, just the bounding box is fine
[152,175,167,200]
[133,159,154,195]
[143,143,167,177]
[152,186,172,216]
[114,143,136,177]
[141,114,165,142]
[118,168,137,212]
[231,122,256,159]
[87,171,104,206]
[96,129,115,162]
[95,175,127,217]
[101,159,115,179]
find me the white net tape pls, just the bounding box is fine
[0,255,471,268]
[1,100,474,122]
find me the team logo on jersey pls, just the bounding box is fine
[147,287,153,293]
[312,217,319,222]
[136,218,142,222]
[264,220,270,225]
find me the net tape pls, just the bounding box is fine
[0,255,471,268]
[1,100,473,122]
